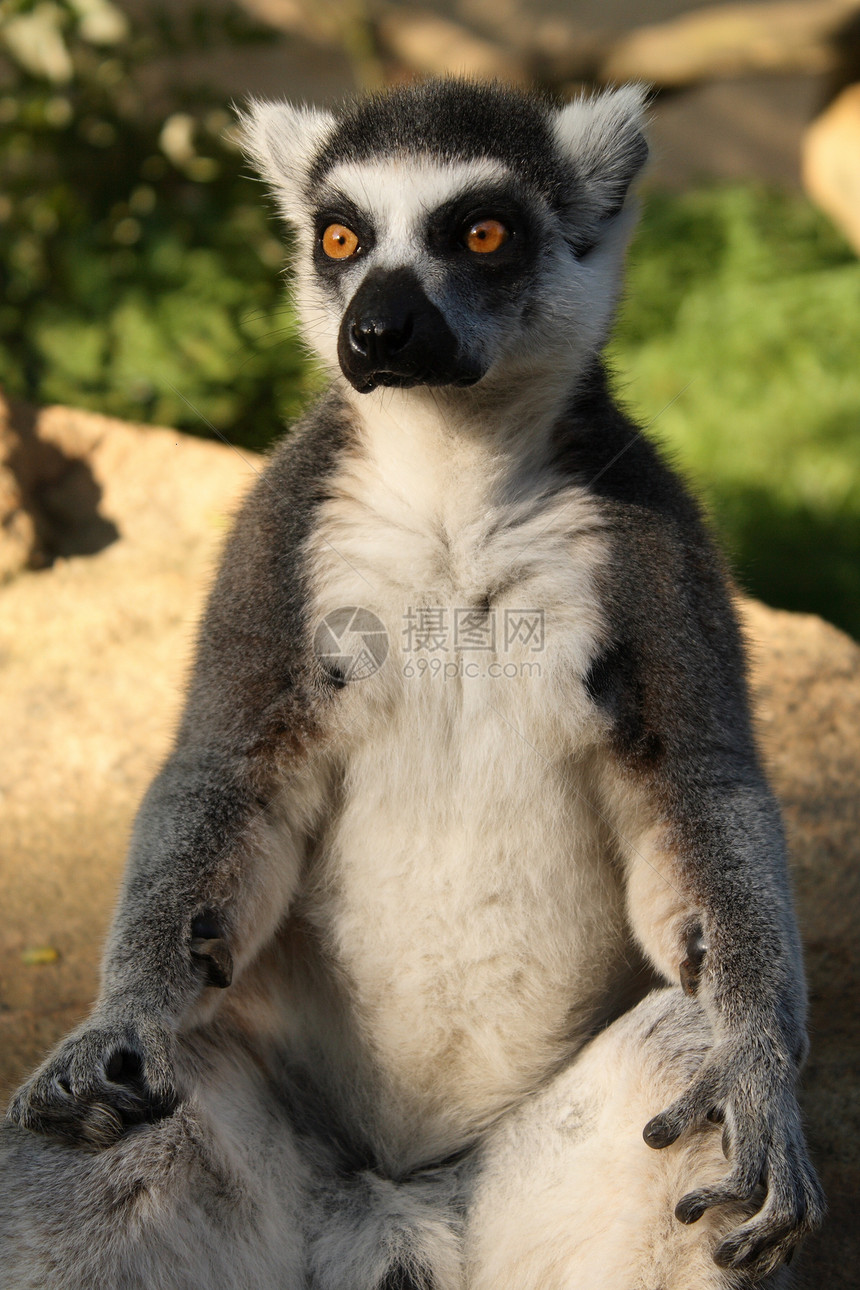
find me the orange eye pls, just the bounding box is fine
[322,223,360,259]
[465,218,509,254]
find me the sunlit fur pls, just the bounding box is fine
[1,81,818,1290]
[245,104,641,415]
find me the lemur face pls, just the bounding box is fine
[310,157,548,392]
[241,81,648,396]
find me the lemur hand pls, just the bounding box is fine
[6,1011,178,1150]
[643,1036,825,1281]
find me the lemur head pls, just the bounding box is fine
[241,80,647,401]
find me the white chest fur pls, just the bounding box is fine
[301,396,628,1162]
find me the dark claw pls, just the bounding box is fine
[100,1047,176,1131]
[711,1228,752,1269]
[675,1194,706,1225]
[679,960,698,996]
[715,1222,803,1279]
[190,936,233,988]
[643,1113,680,1149]
[141,1084,178,1125]
[713,1235,744,1269]
[679,922,707,997]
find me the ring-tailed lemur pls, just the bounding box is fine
[1,80,823,1290]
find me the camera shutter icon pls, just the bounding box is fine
[314,607,389,682]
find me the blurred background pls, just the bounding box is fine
[1,0,859,635]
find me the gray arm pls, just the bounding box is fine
[588,546,824,1281]
[7,396,352,1147]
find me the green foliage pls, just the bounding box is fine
[612,186,860,639]
[0,0,320,449]
[0,9,857,634]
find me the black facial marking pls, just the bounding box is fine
[424,181,543,317]
[308,81,565,209]
[425,183,533,262]
[337,266,482,392]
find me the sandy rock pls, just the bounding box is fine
[601,0,857,88]
[0,394,259,1090]
[376,8,527,84]
[0,399,53,581]
[0,398,858,1283]
[741,600,860,1286]
[803,82,860,255]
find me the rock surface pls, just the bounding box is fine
[0,396,858,1284]
[128,0,828,190]
[0,394,256,1089]
[803,82,860,254]
[601,0,859,87]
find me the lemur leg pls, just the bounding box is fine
[0,1021,311,1290]
[465,989,792,1290]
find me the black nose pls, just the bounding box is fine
[348,310,414,365]
[337,267,481,393]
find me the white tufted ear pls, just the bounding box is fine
[237,99,336,222]
[553,85,649,255]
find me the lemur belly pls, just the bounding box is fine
[309,717,629,1158]
[300,417,626,1156]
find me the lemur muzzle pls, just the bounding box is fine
[338,266,482,392]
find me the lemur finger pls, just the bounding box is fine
[643,1069,723,1148]
[675,1130,769,1221]
[713,1143,826,1273]
[674,1173,767,1226]
[714,1202,808,1279]
[10,1081,125,1150]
